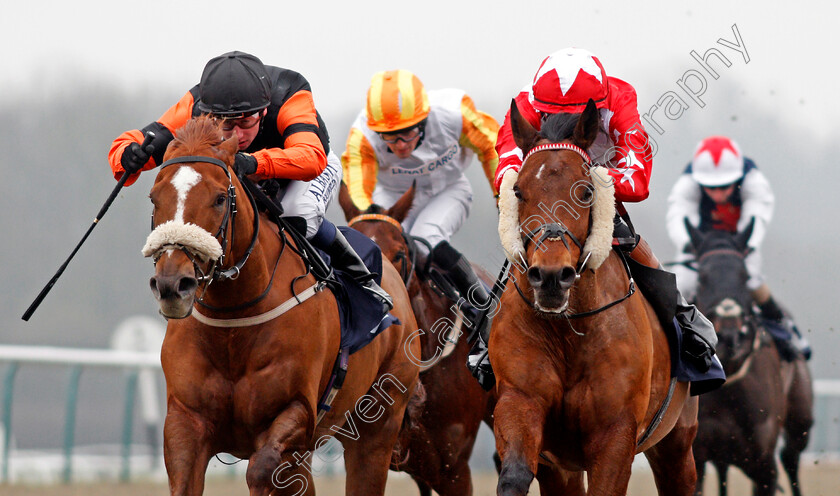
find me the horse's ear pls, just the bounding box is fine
[387,180,416,223]
[573,99,599,151]
[509,99,538,153]
[734,217,755,252]
[684,217,704,252]
[338,181,362,222]
[219,135,239,165]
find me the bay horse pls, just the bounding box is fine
[337,181,496,496]
[684,220,813,496]
[490,100,699,496]
[143,116,420,495]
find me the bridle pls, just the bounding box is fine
[512,143,635,319]
[348,213,420,287]
[696,244,759,385]
[154,155,261,296]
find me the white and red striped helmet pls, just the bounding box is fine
[528,47,610,113]
[691,136,744,187]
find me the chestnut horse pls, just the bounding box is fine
[143,116,419,495]
[490,100,699,496]
[337,181,496,496]
[685,221,813,496]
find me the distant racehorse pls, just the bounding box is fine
[490,99,699,496]
[339,182,496,496]
[685,220,813,496]
[144,116,420,495]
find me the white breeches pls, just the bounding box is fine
[276,151,343,239]
[373,175,473,255]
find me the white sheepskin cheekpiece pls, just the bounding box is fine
[497,165,615,270]
[497,169,525,266]
[581,166,615,270]
[142,220,223,262]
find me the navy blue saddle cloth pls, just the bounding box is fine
[319,226,400,354]
[625,257,725,396]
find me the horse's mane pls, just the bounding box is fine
[169,115,226,156]
[539,112,580,143]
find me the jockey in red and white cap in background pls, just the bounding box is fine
[667,136,810,361]
[475,48,719,388]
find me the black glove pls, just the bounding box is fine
[121,141,155,174]
[234,152,258,176]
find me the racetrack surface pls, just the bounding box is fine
[3,460,839,495]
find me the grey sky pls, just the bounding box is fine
[3,0,836,139]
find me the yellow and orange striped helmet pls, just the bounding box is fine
[366,70,430,132]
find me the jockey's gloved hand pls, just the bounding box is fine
[121,141,155,174]
[234,152,258,176]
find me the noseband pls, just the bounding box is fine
[154,155,260,284]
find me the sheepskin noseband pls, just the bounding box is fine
[497,165,615,271]
[142,220,223,262]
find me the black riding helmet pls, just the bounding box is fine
[197,51,271,118]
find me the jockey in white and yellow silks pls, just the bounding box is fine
[341,69,499,317]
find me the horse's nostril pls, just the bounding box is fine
[558,267,577,288]
[178,277,198,295]
[149,277,161,298]
[527,267,543,287]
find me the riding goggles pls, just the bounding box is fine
[215,112,262,131]
[378,126,423,144]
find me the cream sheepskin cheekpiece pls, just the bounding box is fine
[142,220,223,262]
[497,165,615,271]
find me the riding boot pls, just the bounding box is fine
[315,221,393,313]
[432,241,495,390]
[630,236,717,372]
[758,296,811,361]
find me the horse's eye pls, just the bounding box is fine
[581,186,594,202]
[513,185,523,200]
[215,194,227,206]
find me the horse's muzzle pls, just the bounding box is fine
[149,273,198,319]
[527,265,577,313]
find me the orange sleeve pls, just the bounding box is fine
[458,94,500,195]
[341,127,379,210]
[107,91,195,186]
[252,90,327,181]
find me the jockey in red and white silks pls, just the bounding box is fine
[666,136,774,300]
[494,47,654,205]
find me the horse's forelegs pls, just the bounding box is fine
[581,416,637,496]
[246,402,313,496]
[163,403,214,496]
[536,463,585,496]
[343,411,405,496]
[645,396,698,496]
[493,390,546,496]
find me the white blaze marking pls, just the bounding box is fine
[535,163,546,179]
[170,166,201,223]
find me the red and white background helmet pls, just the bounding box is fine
[691,136,745,187]
[528,47,610,113]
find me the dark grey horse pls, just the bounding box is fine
[685,219,814,496]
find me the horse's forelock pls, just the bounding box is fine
[169,116,226,157]
[539,112,580,143]
[365,204,387,215]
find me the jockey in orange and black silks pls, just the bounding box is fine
[108,51,393,312]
